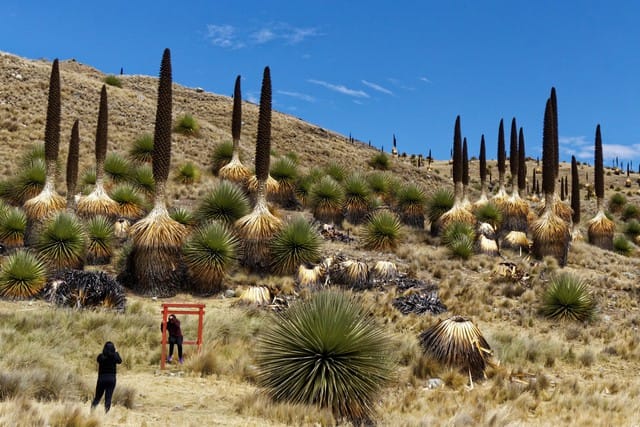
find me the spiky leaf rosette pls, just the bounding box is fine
[212,141,234,175]
[44,59,61,165]
[440,204,476,233]
[129,133,154,164]
[86,215,114,265]
[330,260,370,290]
[310,176,345,224]
[343,173,372,225]
[196,180,249,225]
[269,156,299,207]
[0,207,26,249]
[587,211,615,250]
[169,207,195,227]
[35,212,87,272]
[531,209,571,266]
[152,48,173,193]
[517,127,527,192]
[509,117,518,188]
[183,221,239,295]
[110,183,148,220]
[419,316,493,380]
[66,120,80,209]
[0,250,46,299]
[362,209,402,251]
[255,66,272,182]
[497,118,506,192]
[427,188,454,236]
[256,290,395,423]
[571,156,580,225]
[396,182,427,228]
[270,216,322,275]
[541,274,595,321]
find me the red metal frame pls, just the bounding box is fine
[160,303,205,369]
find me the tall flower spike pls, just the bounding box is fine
[255,66,272,182]
[152,48,173,189]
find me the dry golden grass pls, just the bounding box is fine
[4,52,640,426]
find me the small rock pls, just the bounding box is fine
[195,87,204,93]
[224,289,236,298]
[13,73,22,80]
[426,378,444,389]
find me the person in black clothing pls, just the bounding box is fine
[91,341,122,413]
[161,314,183,364]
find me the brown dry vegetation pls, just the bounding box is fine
[2,52,640,426]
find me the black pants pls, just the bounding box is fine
[92,374,116,412]
[169,335,183,358]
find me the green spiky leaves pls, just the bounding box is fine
[0,250,47,299]
[256,290,395,422]
[362,210,402,251]
[270,216,322,275]
[541,274,595,321]
[255,66,272,182]
[35,212,87,271]
[195,181,249,225]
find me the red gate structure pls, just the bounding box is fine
[160,303,205,369]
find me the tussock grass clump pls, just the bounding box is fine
[0,249,47,299]
[195,180,249,225]
[104,74,122,88]
[369,152,391,170]
[396,182,427,228]
[309,176,345,224]
[613,235,634,256]
[256,290,395,424]
[85,215,114,265]
[270,216,322,275]
[608,192,626,214]
[362,209,402,251]
[0,207,27,249]
[175,161,201,185]
[419,316,493,380]
[129,133,154,163]
[183,221,239,295]
[541,274,596,321]
[173,113,200,136]
[35,212,87,271]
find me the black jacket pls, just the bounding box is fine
[97,352,122,376]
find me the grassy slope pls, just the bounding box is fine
[1,52,640,426]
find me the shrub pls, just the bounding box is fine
[255,290,395,423]
[173,113,200,135]
[0,250,47,298]
[35,212,87,271]
[183,221,239,295]
[541,274,596,321]
[270,216,322,275]
[195,181,249,225]
[362,210,402,251]
[129,133,154,163]
[176,162,201,185]
[104,75,122,88]
[212,141,234,174]
[104,153,132,184]
[624,219,640,238]
[608,192,626,213]
[369,152,390,170]
[613,235,634,256]
[86,215,114,265]
[622,204,640,221]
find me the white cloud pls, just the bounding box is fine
[420,76,432,83]
[206,24,244,49]
[387,77,414,91]
[560,135,640,161]
[361,80,393,95]
[252,28,276,44]
[308,79,369,98]
[277,90,315,102]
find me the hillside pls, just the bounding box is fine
[1,51,640,426]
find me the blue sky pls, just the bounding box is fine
[2,1,640,165]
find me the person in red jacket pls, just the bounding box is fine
[91,341,122,413]
[161,314,183,364]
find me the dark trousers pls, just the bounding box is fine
[92,374,116,412]
[169,335,183,358]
